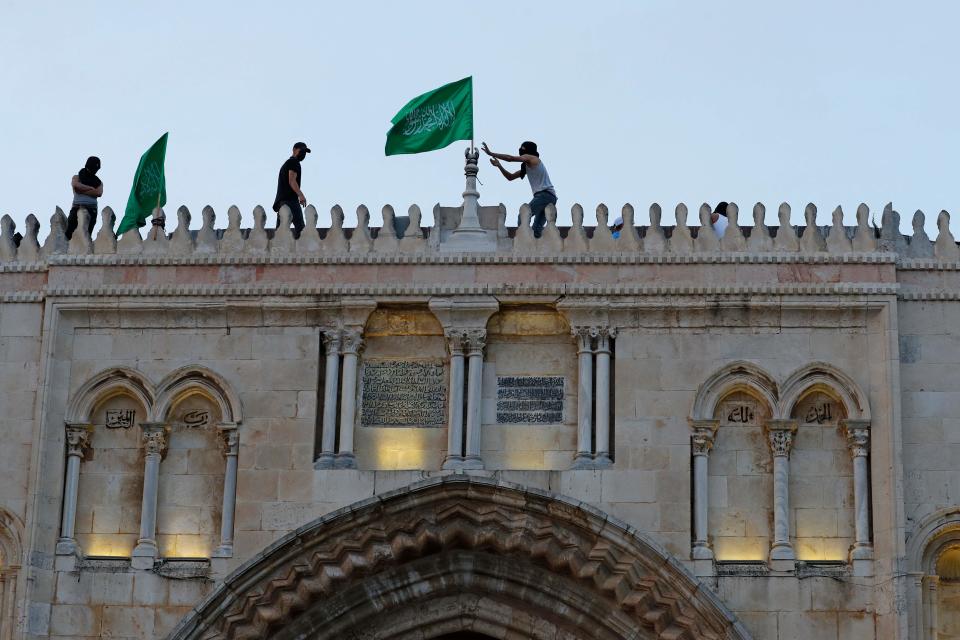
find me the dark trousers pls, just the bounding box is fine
[66,205,98,240]
[275,201,305,235]
[520,190,557,238]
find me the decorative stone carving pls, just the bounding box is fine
[774,203,799,252]
[271,205,296,254]
[767,427,795,457]
[19,214,42,261]
[196,205,218,253]
[747,202,773,252]
[645,203,667,253]
[170,206,195,255]
[361,361,446,427]
[935,210,960,260]
[827,206,853,253]
[93,207,118,254]
[68,207,94,255]
[670,203,693,253]
[800,203,826,252]
[142,425,169,457]
[65,424,92,458]
[696,203,720,252]
[721,202,746,252]
[906,210,934,258]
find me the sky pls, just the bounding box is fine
[1,0,958,237]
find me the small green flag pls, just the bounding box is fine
[385,77,473,156]
[117,133,169,234]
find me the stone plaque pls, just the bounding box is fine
[361,361,446,427]
[496,376,564,424]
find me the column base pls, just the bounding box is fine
[592,453,613,468]
[570,453,596,470]
[313,453,336,469]
[460,456,484,470]
[850,543,874,561]
[692,544,714,561]
[55,537,80,557]
[442,456,467,470]
[131,540,159,570]
[334,453,357,469]
[769,543,795,562]
[693,558,714,578]
[211,543,234,559]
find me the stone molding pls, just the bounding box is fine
[765,420,799,457]
[64,423,93,457]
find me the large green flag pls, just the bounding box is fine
[385,77,473,156]
[117,133,168,234]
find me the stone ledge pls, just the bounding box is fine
[715,561,770,577]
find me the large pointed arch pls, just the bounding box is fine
[152,365,242,424]
[690,360,779,421]
[168,477,751,640]
[65,366,155,423]
[778,362,870,421]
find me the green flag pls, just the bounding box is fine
[385,77,473,156]
[117,133,169,234]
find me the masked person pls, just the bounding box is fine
[711,201,729,238]
[273,141,310,234]
[482,141,556,238]
[66,156,103,239]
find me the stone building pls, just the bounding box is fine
[1,153,960,638]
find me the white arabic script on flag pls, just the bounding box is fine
[401,101,456,136]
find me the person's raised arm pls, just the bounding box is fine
[490,157,523,181]
[481,142,539,166]
[288,170,306,206]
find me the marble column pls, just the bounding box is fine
[443,330,467,469]
[212,424,239,558]
[316,331,341,469]
[572,327,595,469]
[462,329,486,469]
[56,423,92,556]
[690,421,719,560]
[594,328,615,467]
[132,423,169,569]
[766,419,797,563]
[924,575,940,640]
[0,569,12,640]
[843,419,873,563]
[335,329,363,469]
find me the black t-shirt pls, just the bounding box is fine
[274,157,301,210]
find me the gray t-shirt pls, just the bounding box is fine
[524,160,555,196]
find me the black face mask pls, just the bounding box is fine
[295,150,306,161]
[518,147,526,156]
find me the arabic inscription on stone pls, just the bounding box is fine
[496,376,564,424]
[361,361,446,427]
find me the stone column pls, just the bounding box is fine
[924,575,940,640]
[316,330,341,469]
[462,329,486,469]
[443,330,467,469]
[690,421,719,560]
[572,327,596,469]
[766,419,797,563]
[0,572,6,640]
[843,419,873,566]
[132,423,169,569]
[594,327,616,467]
[212,424,239,558]
[335,329,363,469]
[56,423,92,556]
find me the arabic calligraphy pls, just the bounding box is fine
[804,402,834,424]
[105,409,136,429]
[182,410,210,428]
[400,101,457,136]
[725,404,755,424]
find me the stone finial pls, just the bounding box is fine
[746,203,773,252]
[399,205,426,253]
[43,207,69,256]
[297,205,321,253]
[323,205,349,253]
[645,203,666,253]
[169,206,195,255]
[800,203,826,252]
[68,207,95,255]
[670,203,693,253]
[590,203,617,252]
[619,203,641,250]
[879,202,907,253]
[143,208,169,254]
[495,203,508,240]
[566,204,589,252]
[271,205,296,254]
[721,202,746,251]
[375,205,400,252]
[906,210,933,258]
[117,215,144,254]
[513,204,536,253]
[696,203,720,252]
[94,207,117,254]
[18,215,41,261]
[351,205,374,253]
[196,206,218,253]
[852,203,877,252]
[540,203,563,253]
[245,205,269,254]
[220,205,244,253]
[826,206,853,253]
[774,203,799,251]
[934,210,960,260]
[0,215,16,262]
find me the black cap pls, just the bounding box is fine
[520,140,538,156]
[293,141,311,153]
[714,201,729,217]
[85,156,101,171]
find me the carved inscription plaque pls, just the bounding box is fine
[361,361,446,427]
[496,376,564,424]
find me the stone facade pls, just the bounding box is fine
[1,183,960,638]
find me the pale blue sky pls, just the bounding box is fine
[1,1,957,236]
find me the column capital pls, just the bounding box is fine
[690,420,719,457]
[572,326,597,351]
[764,419,797,457]
[218,423,240,457]
[64,423,94,457]
[844,424,870,458]
[322,329,342,354]
[463,328,487,354]
[140,422,170,457]
[340,328,364,355]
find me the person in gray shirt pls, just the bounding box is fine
[482,141,556,238]
[67,156,103,239]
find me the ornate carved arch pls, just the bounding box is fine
[0,509,23,569]
[65,366,155,423]
[691,360,779,421]
[908,507,960,574]
[778,362,870,421]
[152,365,242,423]
[168,477,751,640]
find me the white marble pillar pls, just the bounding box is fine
[132,423,168,569]
[443,330,467,469]
[335,329,363,469]
[0,569,12,640]
[594,328,615,467]
[572,327,595,469]
[316,331,341,469]
[462,329,486,469]
[924,575,940,640]
[56,424,92,556]
[843,419,873,563]
[690,421,718,560]
[0,572,6,640]
[766,420,797,563]
[212,424,239,558]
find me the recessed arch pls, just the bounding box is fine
[691,360,779,421]
[0,508,23,570]
[153,365,242,424]
[167,477,752,640]
[779,362,870,421]
[65,367,155,424]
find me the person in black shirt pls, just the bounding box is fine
[66,156,103,239]
[273,142,310,234]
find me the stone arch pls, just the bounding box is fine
[778,362,870,421]
[0,508,24,639]
[168,477,752,640]
[153,365,242,424]
[691,360,779,421]
[65,366,155,423]
[907,508,960,639]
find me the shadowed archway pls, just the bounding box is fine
[168,476,751,640]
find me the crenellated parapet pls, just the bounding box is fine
[2,200,960,265]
